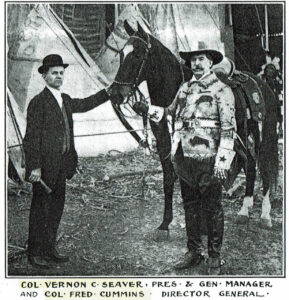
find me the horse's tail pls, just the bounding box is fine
[259,125,279,191]
[257,80,279,191]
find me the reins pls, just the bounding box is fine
[112,32,153,149]
[111,32,154,204]
[112,31,186,160]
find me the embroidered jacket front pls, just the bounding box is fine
[148,71,237,166]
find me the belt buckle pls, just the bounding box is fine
[184,120,193,130]
[175,120,184,131]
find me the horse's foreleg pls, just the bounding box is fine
[236,154,256,224]
[148,157,175,241]
[149,120,176,241]
[158,157,176,231]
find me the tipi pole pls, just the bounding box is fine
[264,4,269,51]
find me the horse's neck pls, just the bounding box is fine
[147,63,191,108]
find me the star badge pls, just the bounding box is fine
[220,155,227,162]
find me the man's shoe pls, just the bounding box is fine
[175,251,204,270]
[207,257,221,275]
[49,250,69,263]
[28,256,50,269]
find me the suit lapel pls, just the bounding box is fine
[44,87,63,120]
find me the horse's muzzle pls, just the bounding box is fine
[110,93,124,105]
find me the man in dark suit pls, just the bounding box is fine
[23,54,111,268]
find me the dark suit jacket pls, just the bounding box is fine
[23,87,109,188]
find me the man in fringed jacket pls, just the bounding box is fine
[133,42,237,275]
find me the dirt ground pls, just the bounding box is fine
[7,144,284,276]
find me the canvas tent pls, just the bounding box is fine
[96,3,226,82]
[7,88,26,182]
[117,4,226,58]
[8,4,108,112]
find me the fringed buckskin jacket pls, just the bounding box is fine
[148,71,237,170]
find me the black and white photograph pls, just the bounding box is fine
[5,0,284,281]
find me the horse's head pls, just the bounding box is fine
[110,20,193,107]
[110,21,152,104]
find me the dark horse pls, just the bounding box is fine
[110,21,279,236]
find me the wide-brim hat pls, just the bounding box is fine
[179,41,223,65]
[38,54,69,74]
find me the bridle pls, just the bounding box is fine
[109,32,155,152]
[113,34,151,86]
[112,33,152,108]
[109,31,185,158]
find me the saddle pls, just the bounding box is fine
[214,62,266,162]
[215,69,265,123]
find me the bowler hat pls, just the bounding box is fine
[38,54,69,74]
[179,41,223,65]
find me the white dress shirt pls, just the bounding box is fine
[46,85,63,108]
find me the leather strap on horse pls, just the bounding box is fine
[111,103,143,144]
[105,40,124,64]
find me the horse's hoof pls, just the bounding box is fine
[235,215,249,224]
[146,229,169,242]
[260,218,272,229]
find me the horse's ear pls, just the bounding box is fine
[124,20,135,36]
[137,22,147,39]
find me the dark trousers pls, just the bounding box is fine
[173,154,224,258]
[28,169,66,257]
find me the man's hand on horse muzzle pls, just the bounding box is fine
[106,86,124,105]
[110,94,124,105]
[132,102,149,115]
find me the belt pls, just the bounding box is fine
[183,119,220,129]
[187,153,216,161]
